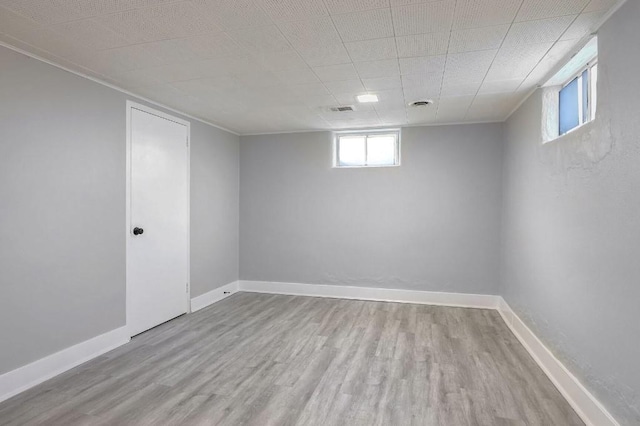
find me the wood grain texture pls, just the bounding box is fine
[0,293,583,425]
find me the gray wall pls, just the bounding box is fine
[191,124,239,297]
[240,125,504,294]
[0,45,239,375]
[500,1,640,423]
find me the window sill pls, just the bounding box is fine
[332,164,401,169]
[543,119,596,145]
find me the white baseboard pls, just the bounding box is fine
[238,280,499,309]
[497,298,619,426]
[0,326,130,403]
[190,280,239,312]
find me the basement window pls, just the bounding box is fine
[559,61,598,135]
[542,37,598,143]
[334,130,400,168]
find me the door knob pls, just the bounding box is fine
[133,227,144,235]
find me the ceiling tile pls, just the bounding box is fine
[402,71,443,88]
[396,32,449,57]
[254,50,309,71]
[403,85,440,103]
[584,0,617,13]
[478,78,523,94]
[453,0,522,29]
[0,5,40,34]
[174,76,238,94]
[0,0,88,25]
[324,79,366,95]
[297,44,352,66]
[448,25,509,53]
[372,89,407,110]
[49,19,130,51]
[332,93,367,105]
[191,0,273,30]
[521,39,577,86]
[560,11,606,40]
[321,109,379,122]
[97,9,170,43]
[444,50,497,82]
[275,68,321,85]
[504,15,576,46]
[399,55,446,75]
[363,76,402,90]
[392,1,456,36]
[228,25,292,54]
[235,71,282,89]
[258,0,328,23]
[324,0,390,15]
[142,38,204,65]
[485,42,553,81]
[184,33,246,59]
[313,63,360,82]
[296,94,339,107]
[287,82,331,96]
[354,59,401,79]
[146,2,221,39]
[390,0,444,6]
[333,8,394,42]
[0,30,88,66]
[278,17,342,49]
[344,37,398,61]
[377,109,408,125]
[112,68,166,88]
[516,0,590,21]
[407,104,437,124]
[440,80,481,97]
[133,61,214,84]
[466,92,520,121]
[436,95,474,122]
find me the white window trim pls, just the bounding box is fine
[333,129,401,168]
[559,59,598,137]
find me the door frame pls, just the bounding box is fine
[125,100,191,337]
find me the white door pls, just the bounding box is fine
[127,103,189,337]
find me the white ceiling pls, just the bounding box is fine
[0,0,621,134]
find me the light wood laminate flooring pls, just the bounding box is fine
[0,292,583,425]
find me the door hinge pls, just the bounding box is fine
[186,282,189,293]
[186,138,189,147]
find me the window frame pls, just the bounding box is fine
[333,129,401,168]
[559,59,598,136]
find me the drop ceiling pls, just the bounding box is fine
[0,0,622,134]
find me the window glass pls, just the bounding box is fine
[338,136,366,166]
[559,77,580,135]
[335,131,400,167]
[366,135,396,166]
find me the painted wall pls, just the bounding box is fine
[500,1,640,423]
[190,124,239,297]
[240,124,504,295]
[0,45,239,375]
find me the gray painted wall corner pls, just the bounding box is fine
[500,1,640,423]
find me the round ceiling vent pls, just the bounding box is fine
[409,100,433,107]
